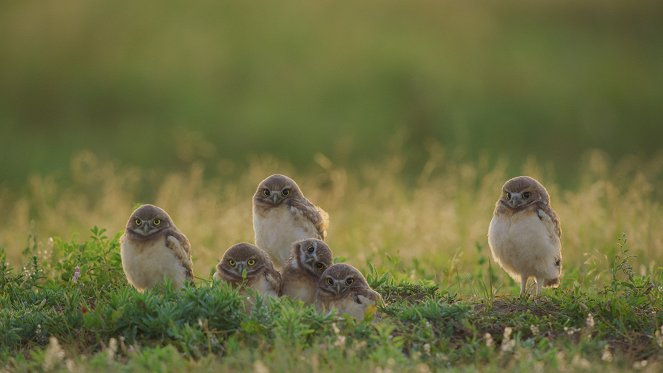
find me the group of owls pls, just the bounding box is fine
[120,174,382,321]
[120,173,563,320]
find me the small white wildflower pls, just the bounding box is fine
[107,337,118,362]
[655,326,663,348]
[601,345,613,362]
[43,337,65,371]
[333,334,346,348]
[423,343,431,355]
[530,324,539,336]
[564,326,580,336]
[503,326,513,341]
[484,333,494,347]
[501,339,515,353]
[72,266,81,283]
[585,313,595,329]
[500,327,515,353]
[633,360,648,369]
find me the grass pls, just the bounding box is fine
[1,153,662,371]
[1,227,661,372]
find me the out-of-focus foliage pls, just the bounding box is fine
[1,0,662,183]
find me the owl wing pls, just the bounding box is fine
[343,288,382,320]
[165,230,194,281]
[288,198,329,240]
[263,262,282,295]
[352,288,384,306]
[536,205,562,239]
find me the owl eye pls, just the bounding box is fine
[134,219,142,226]
[345,278,354,286]
[506,192,512,200]
[282,188,290,196]
[247,259,256,266]
[228,259,236,267]
[326,278,334,286]
[523,192,531,199]
[153,218,161,226]
[315,262,325,270]
[263,189,271,197]
[307,246,315,254]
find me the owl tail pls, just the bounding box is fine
[544,277,560,288]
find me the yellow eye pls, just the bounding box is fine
[247,259,256,266]
[282,188,290,196]
[326,278,334,286]
[523,192,531,199]
[345,278,354,286]
[153,218,161,226]
[228,259,236,267]
[506,192,512,200]
[134,219,142,226]
[263,189,271,197]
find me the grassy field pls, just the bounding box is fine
[1,154,662,372]
[2,0,663,371]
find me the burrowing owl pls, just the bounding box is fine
[120,204,193,292]
[213,243,281,298]
[488,176,562,296]
[280,238,333,304]
[253,174,329,268]
[314,263,382,321]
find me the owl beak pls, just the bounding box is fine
[305,254,316,265]
[509,193,522,208]
[334,281,342,294]
[271,193,279,204]
[142,224,151,235]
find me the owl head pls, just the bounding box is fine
[317,263,369,298]
[253,174,303,207]
[499,176,551,210]
[125,204,174,241]
[292,238,333,277]
[217,243,273,283]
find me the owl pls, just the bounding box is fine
[314,263,382,321]
[213,243,281,298]
[252,174,329,269]
[120,204,193,292]
[280,238,333,304]
[488,176,562,296]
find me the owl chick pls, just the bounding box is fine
[120,204,193,292]
[280,238,333,304]
[488,176,562,296]
[314,263,382,321]
[253,174,329,269]
[213,243,282,298]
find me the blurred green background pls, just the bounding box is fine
[1,0,662,186]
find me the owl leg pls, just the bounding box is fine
[535,279,543,296]
[520,276,528,295]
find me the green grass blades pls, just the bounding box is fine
[1,229,661,371]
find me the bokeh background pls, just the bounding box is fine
[1,0,662,293]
